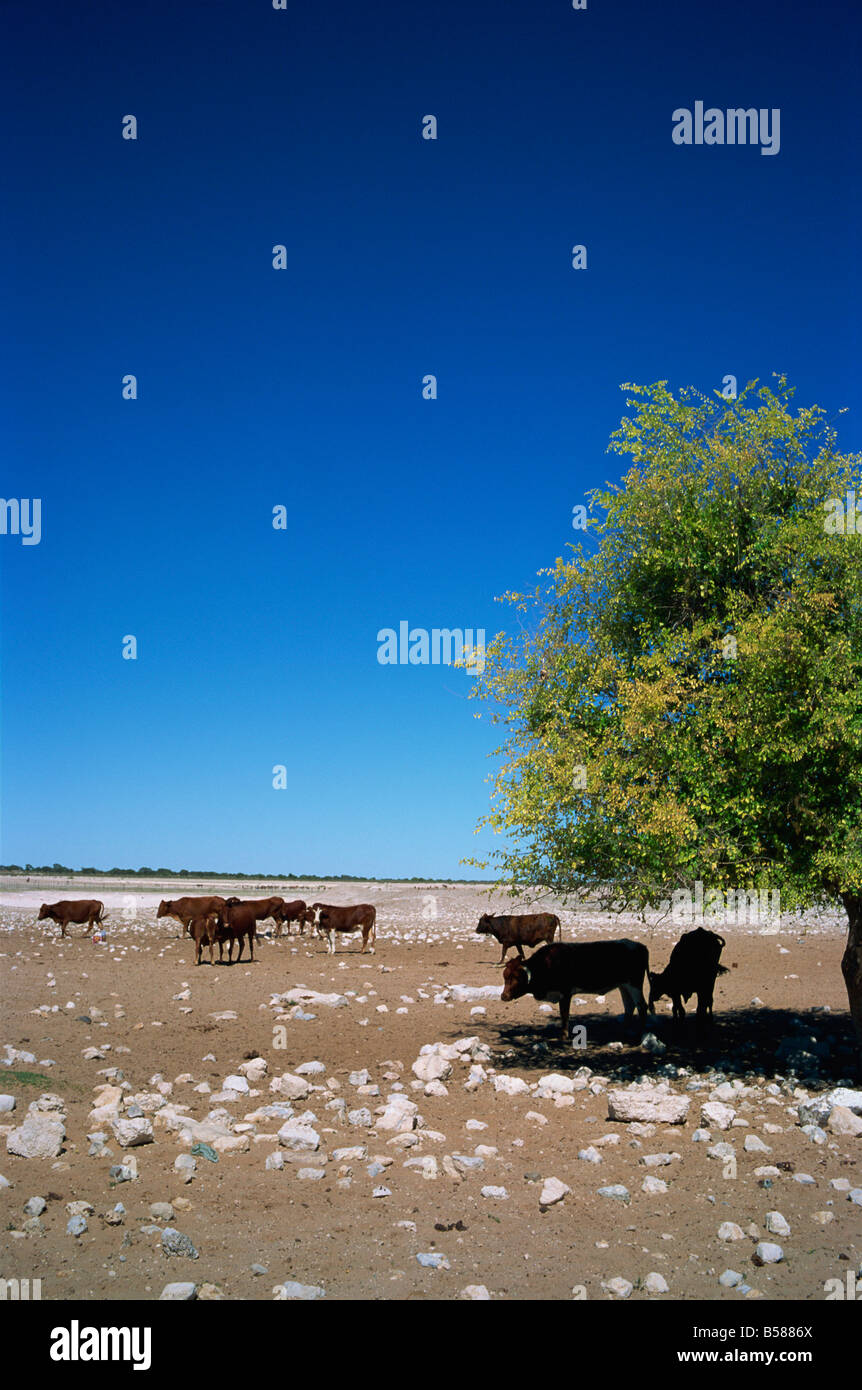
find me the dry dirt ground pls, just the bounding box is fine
[1,878,859,1303]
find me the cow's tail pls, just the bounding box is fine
[97,903,106,923]
[555,915,561,942]
[370,907,377,945]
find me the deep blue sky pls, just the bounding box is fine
[2,0,859,877]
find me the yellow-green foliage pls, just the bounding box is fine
[468,378,862,913]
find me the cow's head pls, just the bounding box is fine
[501,957,530,1002]
[156,900,171,918]
[475,914,494,936]
[647,969,668,1010]
[37,903,50,920]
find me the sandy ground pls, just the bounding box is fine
[0,878,859,1303]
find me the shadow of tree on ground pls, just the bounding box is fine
[460,1007,858,1088]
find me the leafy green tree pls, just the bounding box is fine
[470,379,862,1063]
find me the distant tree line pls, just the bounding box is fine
[0,863,484,885]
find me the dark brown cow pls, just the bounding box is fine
[189,914,218,966]
[501,939,649,1041]
[648,927,728,1026]
[157,896,226,937]
[269,899,307,937]
[223,896,286,935]
[37,900,105,938]
[296,906,316,935]
[476,911,561,964]
[219,901,258,963]
[311,902,376,954]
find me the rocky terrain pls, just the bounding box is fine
[1,879,860,1302]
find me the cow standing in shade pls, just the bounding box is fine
[648,927,728,1027]
[501,939,650,1041]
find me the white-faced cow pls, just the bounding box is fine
[312,903,376,954]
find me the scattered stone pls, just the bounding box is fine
[273,1280,325,1299]
[597,1185,630,1204]
[644,1272,669,1294]
[753,1243,783,1265]
[416,1252,450,1269]
[160,1282,196,1300]
[765,1211,790,1237]
[718,1222,746,1241]
[607,1087,690,1125]
[602,1277,633,1298]
[161,1228,199,1259]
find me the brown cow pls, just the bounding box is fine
[189,914,218,966]
[272,899,308,938]
[157,896,226,937]
[38,900,105,938]
[224,896,287,934]
[219,900,258,963]
[312,902,376,954]
[476,911,560,965]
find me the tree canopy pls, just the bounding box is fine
[469,378,862,1051]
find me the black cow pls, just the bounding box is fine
[648,927,728,1025]
[501,939,649,1041]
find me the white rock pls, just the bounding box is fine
[743,1135,771,1153]
[460,1284,491,1299]
[481,1185,508,1200]
[222,1075,250,1094]
[765,1211,790,1236]
[607,1087,690,1125]
[111,1116,154,1148]
[160,1282,196,1300]
[642,1176,668,1194]
[277,1123,320,1152]
[828,1105,862,1137]
[718,1222,746,1241]
[270,1073,310,1101]
[412,1053,452,1084]
[603,1277,633,1298]
[701,1102,736,1131]
[754,1242,783,1264]
[644,1272,669,1294]
[493,1076,530,1097]
[539,1177,570,1207]
[6,1115,65,1160]
[273,1280,325,1300]
[0,1096,16,1113]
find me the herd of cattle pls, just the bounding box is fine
[32,897,730,1042]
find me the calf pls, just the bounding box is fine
[157,896,226,937]
[476,911,560,964]
[219,901,258,964]
[189,914,218,966]
[272,899,309,938]
[312,902,376,954]
[648,927,728,1025]
[501,939,649,1041]
[37,900,105,938]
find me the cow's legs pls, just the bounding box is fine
[498,944,508,965]
[558,993,571,1041]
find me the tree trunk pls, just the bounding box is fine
[841,893,862,1074]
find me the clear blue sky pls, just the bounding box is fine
[2,0,859,877]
